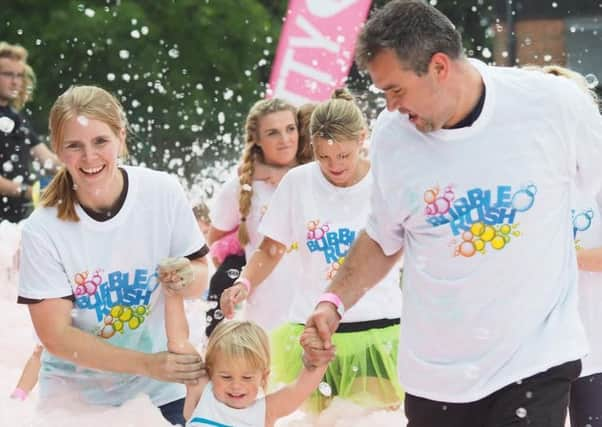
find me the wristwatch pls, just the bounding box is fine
[317,292,345,318]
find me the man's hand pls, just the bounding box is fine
[220,283,248,319]
[158,257,194,295]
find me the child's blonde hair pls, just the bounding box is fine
[205,321,270,376]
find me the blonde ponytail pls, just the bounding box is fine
[40,168,79,221]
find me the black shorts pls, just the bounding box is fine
[570,372,602,427]
[405,359,581,427]
[205,253,246,337]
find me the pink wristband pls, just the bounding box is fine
[10,387,28,401]
[317,292,345,317]
[236,277,252,293]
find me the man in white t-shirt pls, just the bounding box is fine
[302,1,602,426]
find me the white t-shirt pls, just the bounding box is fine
[210,176,297,331]
[18,166,205,407]
[573,183,602,377]
[187,382,266,427]
[259,162,402,323]
[366,60,602,402]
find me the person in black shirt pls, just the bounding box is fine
[0,41,58,223]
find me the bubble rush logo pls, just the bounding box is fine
[424,184,537,257]
[572,208,593,250]
[306,219,355,279]
[73,268,159,339]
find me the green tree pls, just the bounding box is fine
[2,0,281,186]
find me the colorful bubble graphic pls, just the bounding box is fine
[455,221,521,257]
[424,186,455,216]
[73,270,102,297]
[326,257,345,280]
[511,184,537,212]
[307,220,330,240]
[98,304,149,339]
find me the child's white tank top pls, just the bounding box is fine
[187,382,266,427]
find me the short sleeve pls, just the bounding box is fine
[18,219,72,300]
[365,116,405,256]
[167,175,206,257]
[258,170,295,246]
[209,176,241,232]
[567,82,602,196]
[365,172,405,256]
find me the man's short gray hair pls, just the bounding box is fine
[356,0,463,75]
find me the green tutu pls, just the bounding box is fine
[270,322,404,412]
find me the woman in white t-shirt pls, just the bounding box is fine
[220,89,403,411]
[207,98,312,332]
[17,86,208,425]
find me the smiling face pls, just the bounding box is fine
[313,134,364,187]
[0,57,24,106]
[367,49,453,133]
[210,354,269,409]
[58,115,125,211]
[256,110,299,167]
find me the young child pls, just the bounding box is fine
[195,200,246,337]
[186,320,330,427]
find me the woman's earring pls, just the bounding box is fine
[72,183,78,191]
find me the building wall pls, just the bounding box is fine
[493,19,566,66]
[493,15,602,81]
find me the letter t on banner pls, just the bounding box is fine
[267,0,372,105]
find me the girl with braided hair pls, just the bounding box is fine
[207,98,311,333]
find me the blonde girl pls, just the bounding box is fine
[186,320,329,426]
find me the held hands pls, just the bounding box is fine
[158,257,194,295]
[300,326,336,370]
[301,303,340,368]
[147,351,206,385]
[219,282,249,319]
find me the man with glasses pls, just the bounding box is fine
[0,41,58,223]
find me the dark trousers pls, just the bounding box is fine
[570,372,602,427]
[405,360,581,427]
[205,254,246,337]
[158,397,185,425]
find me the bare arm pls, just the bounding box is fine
[208,225,233,246]
[29,298,203,384]
[220,236,285,318]
[164,293,206,420]
[577,247,602,272]
[265,363,328,424]
[325,231,401,310]
[180,256,208,299]
[306,231,402,350]
[0,175,31,199]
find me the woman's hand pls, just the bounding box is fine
[158,257,194,295]
[145,351,206,385]
[219,283,249,319]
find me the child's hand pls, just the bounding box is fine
[300,326,324,350]
[300,326,336,370]
[158,257,194,294]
